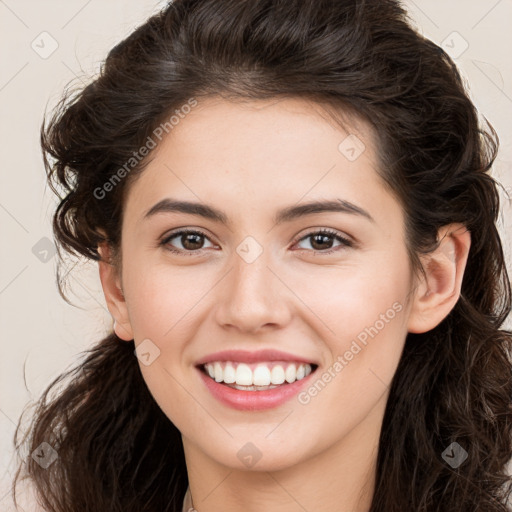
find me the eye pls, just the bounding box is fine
[292,228,353,254]
[160,229,216,256]
[160,227,353,256]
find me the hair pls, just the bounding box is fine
[11,0,512,510]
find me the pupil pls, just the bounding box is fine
[312,234,332,250]
[183,233,203,250]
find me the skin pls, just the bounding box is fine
[98,96,471,512]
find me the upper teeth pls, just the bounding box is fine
[204,361,313,386]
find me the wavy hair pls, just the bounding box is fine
[11,0,512,510]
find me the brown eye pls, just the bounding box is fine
[161,229,215,255]
[178,232,205,250]
[294,229,353,254]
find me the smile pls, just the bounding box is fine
[203,361,314,389]
[195,350,319,410]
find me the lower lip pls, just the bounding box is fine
[197,367,316,411]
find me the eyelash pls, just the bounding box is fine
[160,228,353,256]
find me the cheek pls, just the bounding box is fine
[289,257,411,400]
[291,278,408,455]
[303,286,407,401]
[285,256,410,345]
[122,259,214,340]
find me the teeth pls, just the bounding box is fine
[235,363,253,385]
[223,363,236,384]
[285,364,296,383]
[253,365,271,386]
[203,361,313,387]
[214,362,223,382]
[270,365,285,384]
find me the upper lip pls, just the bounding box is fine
[196,349,318,366]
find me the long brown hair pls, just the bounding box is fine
[11,1,512,510]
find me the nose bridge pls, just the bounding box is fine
[215,235,291,331]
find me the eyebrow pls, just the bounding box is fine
[142,198,375,226]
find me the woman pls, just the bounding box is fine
[11,0,512,511]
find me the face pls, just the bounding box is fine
[106,96,418,472]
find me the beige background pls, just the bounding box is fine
[1,0,511,509]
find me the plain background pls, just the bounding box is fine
[1,0,511,509]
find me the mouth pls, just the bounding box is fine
[198,361,318,391]
[195,358,319,410]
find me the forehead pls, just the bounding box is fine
[160,95,371,154]
[122,96,395,228]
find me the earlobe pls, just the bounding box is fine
[407,223,471,334]
[98,241,134,341]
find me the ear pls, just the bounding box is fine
[407,223,471,333]
[97,240,134,341]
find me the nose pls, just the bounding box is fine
[214,248,293,333]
